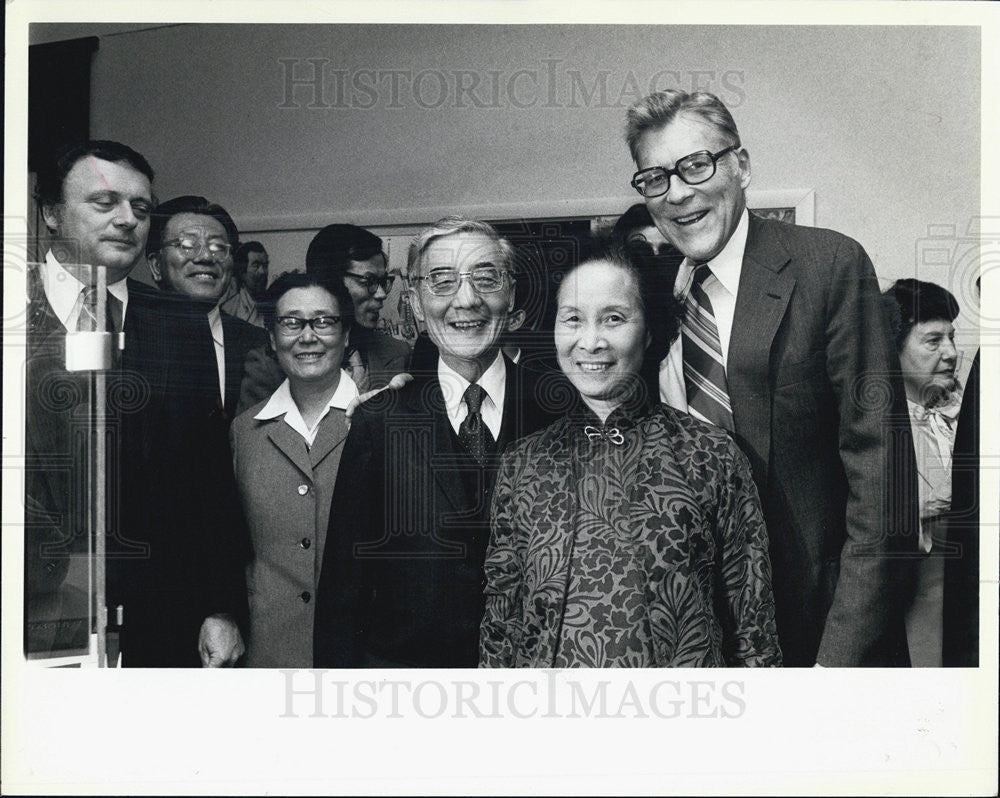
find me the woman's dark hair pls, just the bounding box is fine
[259,270,355,334]
[555,237,684,397]
[146,195,240,257]
[882,278,960,352]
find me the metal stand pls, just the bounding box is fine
[63,265,124,668]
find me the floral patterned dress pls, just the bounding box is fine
[480,400,781,667]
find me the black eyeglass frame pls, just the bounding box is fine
[630,143,741,198]
[273,315,343,335]
[342,272,396,296]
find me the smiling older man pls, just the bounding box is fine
[314,216,557,668]
[626,89,918,666]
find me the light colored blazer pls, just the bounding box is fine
[231,399,350,667]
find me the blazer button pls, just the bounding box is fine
[297,484,309,495]
[300,591,311,603]
[300,537,311,549]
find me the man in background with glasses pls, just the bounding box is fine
[305,224,411,393]
[238,223,411,409]
[626,90,917,667]
[314,216,557,668]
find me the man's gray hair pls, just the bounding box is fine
[407,216,515,278]
[625,90,741,162]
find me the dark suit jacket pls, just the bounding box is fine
[24,267,251,666]
[313,357,557,667]
[724,214,917,666]
[220,311,268,419]
[943,349,979,667]
[107,289,254,666]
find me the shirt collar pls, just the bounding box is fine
[43,249,130,329]
[216,278,239,307]
[255,371,360,421]
[685,207,749,296]
[207,304,224,346]
[907,384,963,423]
[437,350,506,420]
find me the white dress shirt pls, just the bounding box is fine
[207,305,227,402]
[41,250,129,330]
[254,371,359,447]
[438,351,507,440]
[907,390,963,552]
[659,208,750,411]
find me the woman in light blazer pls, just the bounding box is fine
[231,271,359,667]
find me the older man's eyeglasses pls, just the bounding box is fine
[162,236,232,262]
[343,272,395,296]
[630,143,740,198]
[413,266,508,296]
[273,315,342,336]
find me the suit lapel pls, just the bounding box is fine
[122,281,172,421]
[495,356,519,452]
[397,374,471,513]
[308,410,349,470]
[419,379,474,512]
[727,214,795,485]
[265,419,314,480]
[221,313,243,416]
[27,266,66,354]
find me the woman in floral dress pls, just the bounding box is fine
[480,245,781,667]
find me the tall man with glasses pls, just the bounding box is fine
[626,90,917,666]
[238,223,410,409]
[314,216,556,668]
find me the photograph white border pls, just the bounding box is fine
[3,2,997,796]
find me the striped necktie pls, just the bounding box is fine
[76,286,123,333]
[681,263,734,431]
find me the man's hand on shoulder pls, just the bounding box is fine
[345,372,413,421]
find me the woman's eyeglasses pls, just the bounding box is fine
[273,315,342,336]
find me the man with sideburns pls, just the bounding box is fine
[625,90,917,666]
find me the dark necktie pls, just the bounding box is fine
[681,263,734,432]
[458,383,492,466]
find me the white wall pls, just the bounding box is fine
[37,22,983,369]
